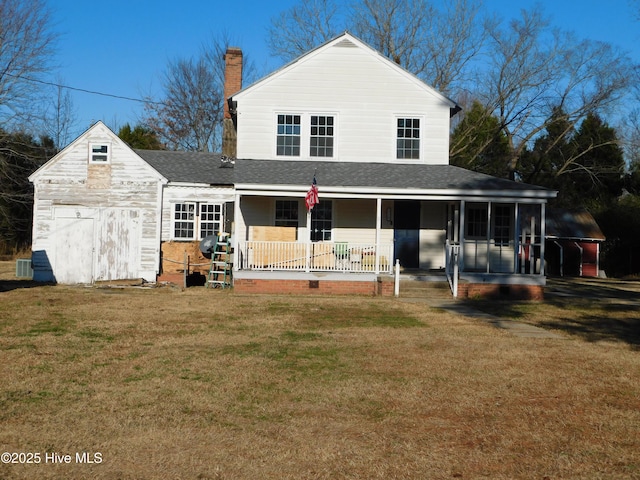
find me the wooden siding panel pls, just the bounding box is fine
[31,123,164,283]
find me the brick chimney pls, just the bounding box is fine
[222,47,242,159]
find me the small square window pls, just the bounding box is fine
[90,143,110,163]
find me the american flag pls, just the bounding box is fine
[305,175,319,211]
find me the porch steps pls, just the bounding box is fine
[398,274,453,300]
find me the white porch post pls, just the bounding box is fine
[305,209,312,272]
[459,200,465,272]
[486,201,492,273]
[540,202,546,276]
[375,198,382,274]
[233,192,241,272]
[513,202,520,274]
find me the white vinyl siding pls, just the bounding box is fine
[235,39,451,164]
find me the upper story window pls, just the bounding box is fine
[276,114,301,156]
[310,115,334,157]
[89,143,110,163]
[396,118,420,160]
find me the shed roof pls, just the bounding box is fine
[546,208,606,241]
[136,150,234,185]
[234,159,554,197]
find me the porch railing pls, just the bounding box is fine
[237,241,393,274]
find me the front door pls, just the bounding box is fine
[394,201,420,269]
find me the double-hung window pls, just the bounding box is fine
[276,114,336,158]
[172,202,223,240]
[276,114,301,156]
[310,115,334,157]
[275,200,299,227]
[396,118,420,159]
[200,204,223,238]
[174,203,196,239]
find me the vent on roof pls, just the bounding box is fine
[334,39,357,48]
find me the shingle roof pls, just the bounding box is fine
[546,208,605,241]
[234,159,553,194]
[135,150,234,185]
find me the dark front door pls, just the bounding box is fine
[394,200,420,269]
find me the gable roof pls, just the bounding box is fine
[231,32,459,114]
[234,159,555,199]
[546,208,605,241]
[135,150,234,186]
[29,121,165,183]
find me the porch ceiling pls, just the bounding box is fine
[234,159,555,199]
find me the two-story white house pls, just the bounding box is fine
[29,32,555,298]
[228,32,555,298]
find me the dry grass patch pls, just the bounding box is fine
[0,267,639,479]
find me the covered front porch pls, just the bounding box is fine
[231,159,556,298]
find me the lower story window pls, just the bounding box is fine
[466,205,487,238]
[275,200,299,227]
[493,204,513,246]
[200,204,223,238]
[174,203,195,239]
[172,202,223,240]
[311,201,332,242]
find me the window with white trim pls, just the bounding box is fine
[200,204,223,238]
[276,114,301,156]
[275,200,299,227]
[396,118,420,159]
[310,115,334,157]
[173,203,195,239]
[89,143,110,163]
[172,202,223,240]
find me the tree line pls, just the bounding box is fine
[2,0,640,275]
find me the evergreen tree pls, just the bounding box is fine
[118,124,164,150]
[450,100,511,178]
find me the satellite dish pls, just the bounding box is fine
[199,235,218,258]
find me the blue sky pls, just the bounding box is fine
[49,0,639,140]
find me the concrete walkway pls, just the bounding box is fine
[398,296,564,339]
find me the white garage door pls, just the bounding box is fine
[54,215,95,284]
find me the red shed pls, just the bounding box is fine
[545,209,606,277]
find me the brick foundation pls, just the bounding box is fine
[458,283,544,300]
[234,277,394,296]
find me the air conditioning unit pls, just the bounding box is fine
[16,259,32,279]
